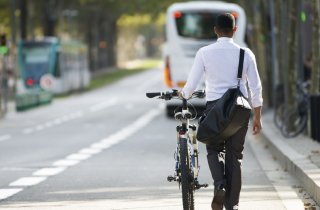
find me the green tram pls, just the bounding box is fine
[16,37,91,110]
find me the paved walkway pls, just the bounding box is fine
[261,110,320,208]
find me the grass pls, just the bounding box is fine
[88,59,161,91]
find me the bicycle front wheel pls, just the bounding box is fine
[179,138,194,210]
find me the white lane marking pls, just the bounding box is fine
[33,167,66,176]
[0,134,11,142]
[135,75,161,91]
[89,98,117,113]
[66,153,91,161]
[23,128,34,134]
[9,177,47,187]
[125,103,134,110]
[35,125,44,131]
[53,159,80,167]
[53,118,62,125]
[0,188,23,200]
[22,111,84,135]
[90,142,113,150]
[78,148,102,155]
[44,122,53,128]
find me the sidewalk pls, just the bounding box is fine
[260,110,320,205]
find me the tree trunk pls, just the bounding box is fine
[287,0,297,107]
[105,17,117,67]
[311,0,320,94]
[19,0,27,39]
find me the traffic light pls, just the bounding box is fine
[0,33,8,55]
[0,34,6,46]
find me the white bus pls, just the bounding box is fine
[163,1,246,116]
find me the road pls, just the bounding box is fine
[0,69,318,210]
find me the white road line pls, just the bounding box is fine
[9,177,47,187]
[53,118,62,125]
[0,134,11,142]
[66,153,91,161]
[78,148,102,155]
[23,128,34,134]
[0,188,23,200]
[89,98,117,112]
[135,75,161,91]
[44,122,53,128]
[90,142,114,150]
[35,125,44,131]
[125,103,134,110]
[53,159,80,167]
[33,167,66,176]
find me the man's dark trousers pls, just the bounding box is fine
[204,101,249,210]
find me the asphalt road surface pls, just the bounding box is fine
[0,69,318,210]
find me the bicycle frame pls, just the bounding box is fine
[146,89,207,209]
[170,98,202,188]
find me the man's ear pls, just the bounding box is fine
[233,26,237,33]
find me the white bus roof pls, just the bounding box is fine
[168,1,244,13]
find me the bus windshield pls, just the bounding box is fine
[175,11,235,40]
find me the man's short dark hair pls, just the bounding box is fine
[215,13,235,34]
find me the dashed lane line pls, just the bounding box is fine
[0,189,23,200]
[0,135,11,142]
[22,111,84,135]
[0,105,162,201]
[9,177,47,187]
[89,98,117,113]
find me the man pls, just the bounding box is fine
[180,13,263,210]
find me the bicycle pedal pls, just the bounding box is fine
[195,183,208,189]
[167,175,175,182]
[201,183,208,188]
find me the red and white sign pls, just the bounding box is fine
[40,74,55,91]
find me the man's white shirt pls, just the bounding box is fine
[182,37,263,108]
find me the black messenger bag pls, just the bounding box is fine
[196,48,251,145]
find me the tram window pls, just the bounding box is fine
[22,45,51,83]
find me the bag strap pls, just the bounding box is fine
[237,48,245,79]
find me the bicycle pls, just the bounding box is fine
[274,81,310,138]
[146,89,208,210]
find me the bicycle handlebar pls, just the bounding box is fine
[146,89,205,100]
[146,92,162,98]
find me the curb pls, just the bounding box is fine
[259,111,320,205]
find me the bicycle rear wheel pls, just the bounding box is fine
[281,110,307,138]
[274,104,285,129]
[179,138,194,210]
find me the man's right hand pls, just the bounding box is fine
[252,117,262,135]
[252,106,262,135]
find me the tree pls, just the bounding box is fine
[311,0,320,94]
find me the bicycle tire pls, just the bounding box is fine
[179,138,194,210]
[190,187,194,210]
[274,104,285,129]
[281,110,307,138]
